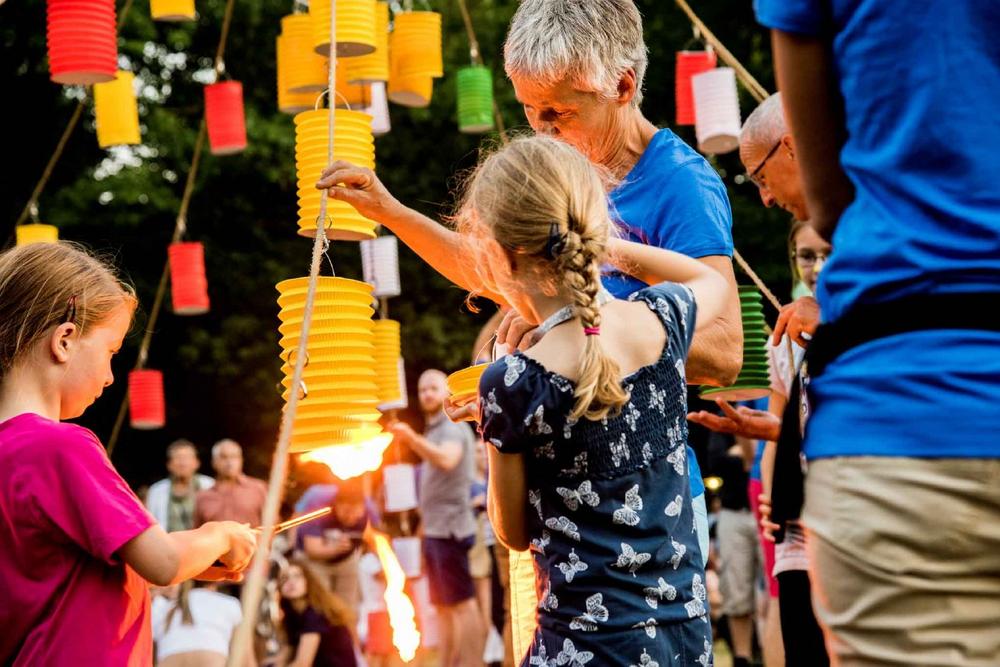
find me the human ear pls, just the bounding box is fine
[616,69,638,106]
[781,133,796,161]
[49,323,77,364]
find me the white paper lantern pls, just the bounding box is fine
[361,235,401,297]
[691,67,741,155]
[362,81,391,136]
[391,536,422,578]
[383,462,418,512]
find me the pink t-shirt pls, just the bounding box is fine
[0,413,156,666]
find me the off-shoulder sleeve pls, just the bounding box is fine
[477,358,529,455]
[629,282,698,363]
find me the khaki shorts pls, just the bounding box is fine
[717,507,760,617]
[804,457,1000,667]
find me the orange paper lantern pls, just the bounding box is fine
[46,0,118,85]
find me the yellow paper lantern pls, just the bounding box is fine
[391,11,442,79]
[15,224,59,246]
[446,363,488,407]
[373,319,403,404]
[310,0,377,58]
[93,70,141,148]
[344,1,389,84]
[335,66,371,108]
[150,0,195,21]
[387,29,435,108]
[282,14,327,94]
[277,36,319,114]
[294,108,378,240]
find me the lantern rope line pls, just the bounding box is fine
[226,2,340,664]
[673,0,768,103]
[10,0,137,233]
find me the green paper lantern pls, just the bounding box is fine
[456,66,494,134]
[698,286,772,401]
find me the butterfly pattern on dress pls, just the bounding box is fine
[555,638,594,666]
[482,389,503,421]
[641,441,654,465]
[685,573,707,619]
[569,593,608,632]
[632,618,658,639]
[664,494,683,518]
[534,441,557,460]
[612,485,643,527]
[610,433,631,467]
[559,452,588,477]
[669,537,687,570]
[673,288,692,329]
[529,640,557,667]
[563,416,578,440]
[539,578,559,612]
[644,577,678,609]
[504,355,527,386]
[697,638,713,666]
[556,549,589,583]
[674,357,686,381]
[629,649,660,667]
[545,516,581,541]
[613,541,651,576]
[550,374,574,394]
[529,489,544,520]
[531,530,551,556]
[649,383,667,414]
[666,444,686,475]
[556,481,600,511]
[666,416,685,449]
[526,405,554,436]
[624,402,640,432]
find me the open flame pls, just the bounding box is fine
[299,431,393,480]
[372,531,421,662]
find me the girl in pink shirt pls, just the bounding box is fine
[0,243,258,666]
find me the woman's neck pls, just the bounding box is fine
[290,598,308,613]
[600,108,658,181]
[0,365,60,423]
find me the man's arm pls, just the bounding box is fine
[684,256,742,387]
[390,422,463,471]
[771,30,854,241]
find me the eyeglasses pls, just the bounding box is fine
[793,250,830,268]
[747,138,782,187]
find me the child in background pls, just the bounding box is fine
[0,243,257,666]
[278,557,359,667]
[456,136,729,665]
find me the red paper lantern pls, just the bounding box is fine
[129,369,165,429]
[366,611,393,656]
[168,242,210,315]
[675,50,717,126]
[204,81,247,155]
[46,0,118,85]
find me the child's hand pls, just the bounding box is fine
[772,296,820,348]
[219,522,257,571]
[194,565,246,582]
[758,493,780,542]
[496,310,542,351]
[687,399,782,442]
[444,396,480,423]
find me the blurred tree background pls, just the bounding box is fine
[0,0,787,487]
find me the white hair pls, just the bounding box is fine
[740,93,787,149]
[212,438,241,459]
[504,0,649,107]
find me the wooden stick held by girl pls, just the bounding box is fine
[0,242,257,666]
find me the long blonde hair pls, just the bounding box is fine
[0,242,136,378]
[457,136,629,421]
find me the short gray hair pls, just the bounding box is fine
[504,0,649,107]
[740,93,787,149]
[212,438,241,459]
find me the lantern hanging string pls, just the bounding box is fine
[454,0,508,143]
[10,0,137,232]
[226,3,340,665]
[106,0,237,456]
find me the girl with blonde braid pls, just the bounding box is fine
[458,136,728,666]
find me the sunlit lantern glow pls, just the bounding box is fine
[294,108,377,240]
[46,0,118,85]
[310,0,377,58]
[150,0,195,21]
[16,224,59,246]
[204,81,248,156]
[94,70,141,148]
[372,532,421,662]
[129,369,165,429]
[299,431,393,479]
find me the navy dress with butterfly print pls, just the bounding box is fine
[480,283,713,667]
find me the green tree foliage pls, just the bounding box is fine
[1,0,791,486]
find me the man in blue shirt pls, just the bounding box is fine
[756,1,1000,664]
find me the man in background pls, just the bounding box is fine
[146,439,215,532]
[391,369,485,667]
[194,439,267,527]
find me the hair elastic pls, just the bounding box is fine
[583,326,601,336]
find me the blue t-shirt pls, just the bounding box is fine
[603,128,734,299]
[742,397,769,481]
[601,128,732,494]
[756,0,1000,459]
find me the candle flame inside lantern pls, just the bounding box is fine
[371,531,421,662]
[298,430,393,480]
